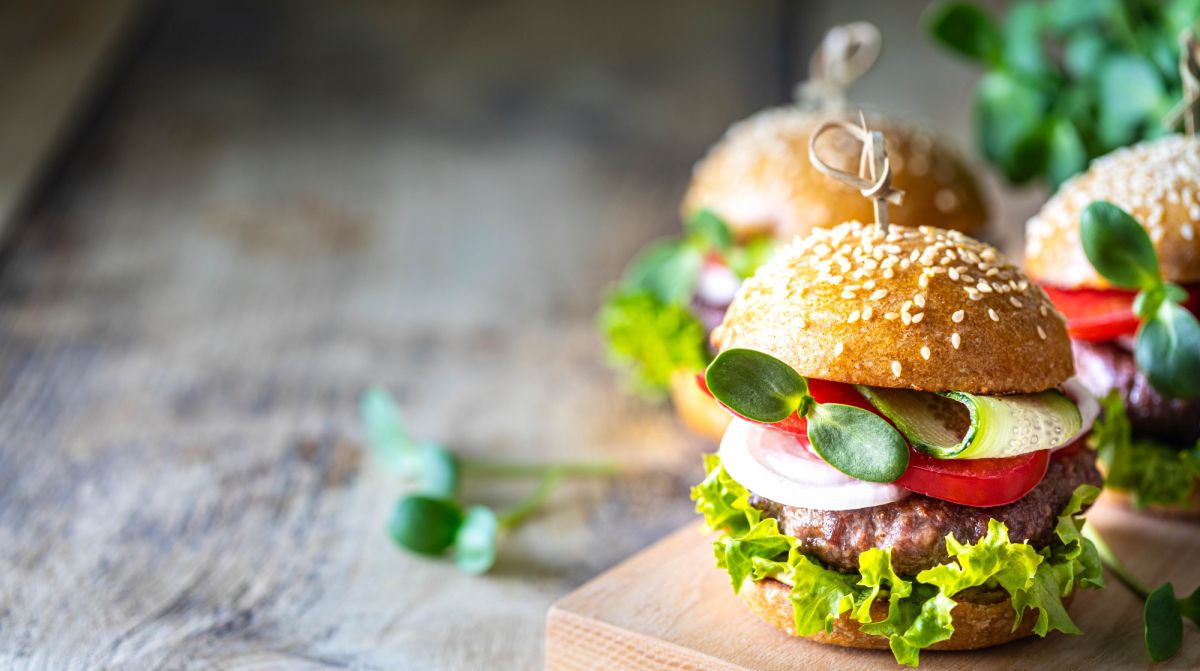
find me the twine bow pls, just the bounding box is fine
[808,111,904,226]
[1164,29,1200,135]
[795,22,882,110]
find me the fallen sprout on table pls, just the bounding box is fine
[360,387,619,574]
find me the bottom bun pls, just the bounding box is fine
[1099,486,1200,518]
[740,577,1069,652]
[669,369,730,442]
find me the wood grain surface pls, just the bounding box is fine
[0,1,1043,669]
[547,503,1200,671]
[0,0,147,238]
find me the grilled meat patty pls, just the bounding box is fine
[1073,339,1200,444]
[749,447,1102,575]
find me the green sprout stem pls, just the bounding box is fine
[1083,524,1150,599]
[460,458,620,479]
[498,471,563,530]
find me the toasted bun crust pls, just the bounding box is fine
[712,222,1073,394]
[682,107,988,241]
[668,369,730,442]
[740,577,1063,652]
[1026,135,1200,289]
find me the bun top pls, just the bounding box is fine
[681,107,988,241]
[713,222,1073,394]
[1026,134,1200,288]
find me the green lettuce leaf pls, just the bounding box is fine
[597,289,710,394]
[691,454,1105,667]
[1090,391,1200,508]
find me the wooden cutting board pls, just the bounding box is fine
[546,500,1200,670]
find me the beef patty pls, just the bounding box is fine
[749,448,1102,576]
[1073,339,1200,444]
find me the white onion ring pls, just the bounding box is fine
[696,262,742,307]
[1061,378,1099,448]
[719,419,910,511]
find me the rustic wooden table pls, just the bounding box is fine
[0,1,1012,669]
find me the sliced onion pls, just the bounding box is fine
[1060,378,1099,448]
[719,419,910,511]
[696,261,741,307]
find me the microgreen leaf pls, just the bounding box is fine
[453,505,499,575]
[1080,201,1161,290]
[361,386,416,472]
[622,240,702,306]
[925,2,1003,64]
[1179,586,1200,628]
[806,403,910,483]
[389,496,463,556]
[704,349,810,423]
[414,443,460,498]
[1145,583,1184,662]
[686,208,734,256]
[1135,300,1200,399]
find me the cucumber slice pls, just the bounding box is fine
[854,386,1082,459]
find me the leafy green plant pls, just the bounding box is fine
[1084,525,1200,661]
[598,210,774,394]
[926,0,1199,186]
[1080,201,1200,398]
[362,387,617,574]
[1090,391,1200,507]
[704,349,909,482]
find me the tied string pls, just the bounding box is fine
[795,22,881,110]
[1165,29,1200,136]
[808,112,904,226]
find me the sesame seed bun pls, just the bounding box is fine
[740,576,1064,652]
[712,222,1073,394]
[681,107,989,242]
[1026,135,1200,289]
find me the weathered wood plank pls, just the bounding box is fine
[0,0,147,239]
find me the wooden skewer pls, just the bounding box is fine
[807,111,904,226]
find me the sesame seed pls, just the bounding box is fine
[951,309,964,323]
[952,333,961,349]
[912,312,924,323]
[884,312,899,320]
[920,346,931,360]
[901,312,912,325]
[988,308,999,322]
[847,310,860,324]
[1009,297,1022,308]
[870,289,888,300]
[862,306,873,320]
[1037,326,1047,340]
[891,361,902,377]
[914,294,926,308]
[948,268,959,280]
[834,342,844,356]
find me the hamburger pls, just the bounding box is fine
[599,27,988,441]
[691,222,1103,666]
[1026,135,1200,514]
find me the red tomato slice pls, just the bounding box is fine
[895,448,1049,508]
[1042,284,1200,342]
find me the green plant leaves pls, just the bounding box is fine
[1090,391,1200,508]
[1097,55,1169,150]
[1145,583,1184,662]
[1080,201,1160,290]
[1045,117,1088,187]
[686,208,734,256]
[975,71,1049,182]
[704,349,810,423]
[623,240,702,306]
[1136,300,1200,399]
[597,289,710,394]
[453,505,500,575]
[926,2,1003,63]
[389,496,463,556]
[806,403,910,483]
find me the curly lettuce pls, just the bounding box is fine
[1090,391,1200,509]
[691,455,1103,667]
[597,210,775,394]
